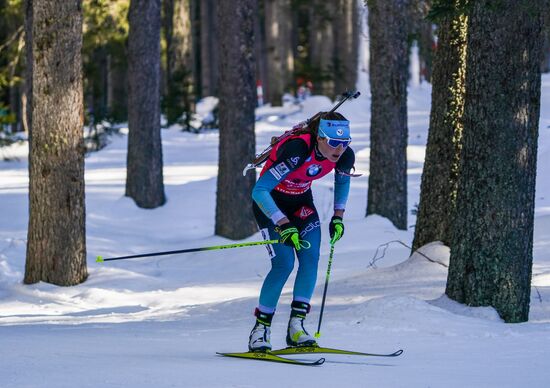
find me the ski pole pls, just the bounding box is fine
[315,243,335,339]
[96,239,280,263]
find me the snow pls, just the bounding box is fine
[1,72,550,387]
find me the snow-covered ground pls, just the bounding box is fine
[1,73,550,387]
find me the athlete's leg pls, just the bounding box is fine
[253,203,297,312]
[285,204,321,346]
[257,222,296,311]
[292,209,321,303]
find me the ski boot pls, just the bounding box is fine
[248,308,274,352]
[286,301,318,347]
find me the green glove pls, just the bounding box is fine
[277,222,301,251]
[329,216,344,245]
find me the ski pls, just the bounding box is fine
[216,351,325,366]
[271,346,403,358]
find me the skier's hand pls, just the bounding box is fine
[277,222,302,251]
[329,216,344,245]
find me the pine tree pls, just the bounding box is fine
[366,0,409,230]
[215,0,257,239]
[25,0,87,286]
[163,0,194,127]
[446,0,543,323]
[412,1,468,252]
[333,0,360,94]
[264,0,293,106]
[199,0,219,97]
[309,0,336,98]
[126,0,165,209]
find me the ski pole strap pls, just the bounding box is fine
[298,240,311,249]
[96,239,280,262]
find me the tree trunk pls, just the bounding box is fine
[200,0,219,97]
[366,0,409,230]
[164,0,194,127]
[446,0,543,323]
[106,52,128,122]
[9,77,20,132]
[190,0,201,99]
[23,0,32,136]
[410,0,433,83]
[264,0,294,106]
[334,0,360,94]
[215,0,257,239]
[91,47,108,121]
[411,2,467,252]
[309,0,335,98]
[418,1,434,82]
[255,0,268,105]
[126,0,166,208]
[541,10,550,73]
[25,0,87,286]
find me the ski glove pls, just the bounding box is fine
[329,216,344,245]
[277,222,302,251]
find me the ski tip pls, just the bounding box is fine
[96,256,104,263]
[393,349,404,356]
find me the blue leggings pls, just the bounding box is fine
[253,191,321,313]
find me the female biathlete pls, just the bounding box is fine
[249,111,355,351]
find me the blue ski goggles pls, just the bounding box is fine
[318,127,352,148]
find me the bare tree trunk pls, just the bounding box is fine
[409,0,434,83]
[255,0,268,104]
[23,0,32,136]
[418,1,434,82]
[446,0,543,323]
[200,0,219,97]
[9,79,20,132]
[412,2,467,252]
[190,0,201,99]
[126,0,166,208]
[309,0,335,98]
[92,47,108,121]
[215,0,257,239]
[164,0,194,127]
[366,0,409,230]
[25,0,87,286]
[334,0,360,94]
[541,10,550,73]
[106,53,128,122]
[264,0,294,106]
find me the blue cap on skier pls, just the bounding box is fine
[318,119,351,140]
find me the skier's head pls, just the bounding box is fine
[312,112,351,162]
